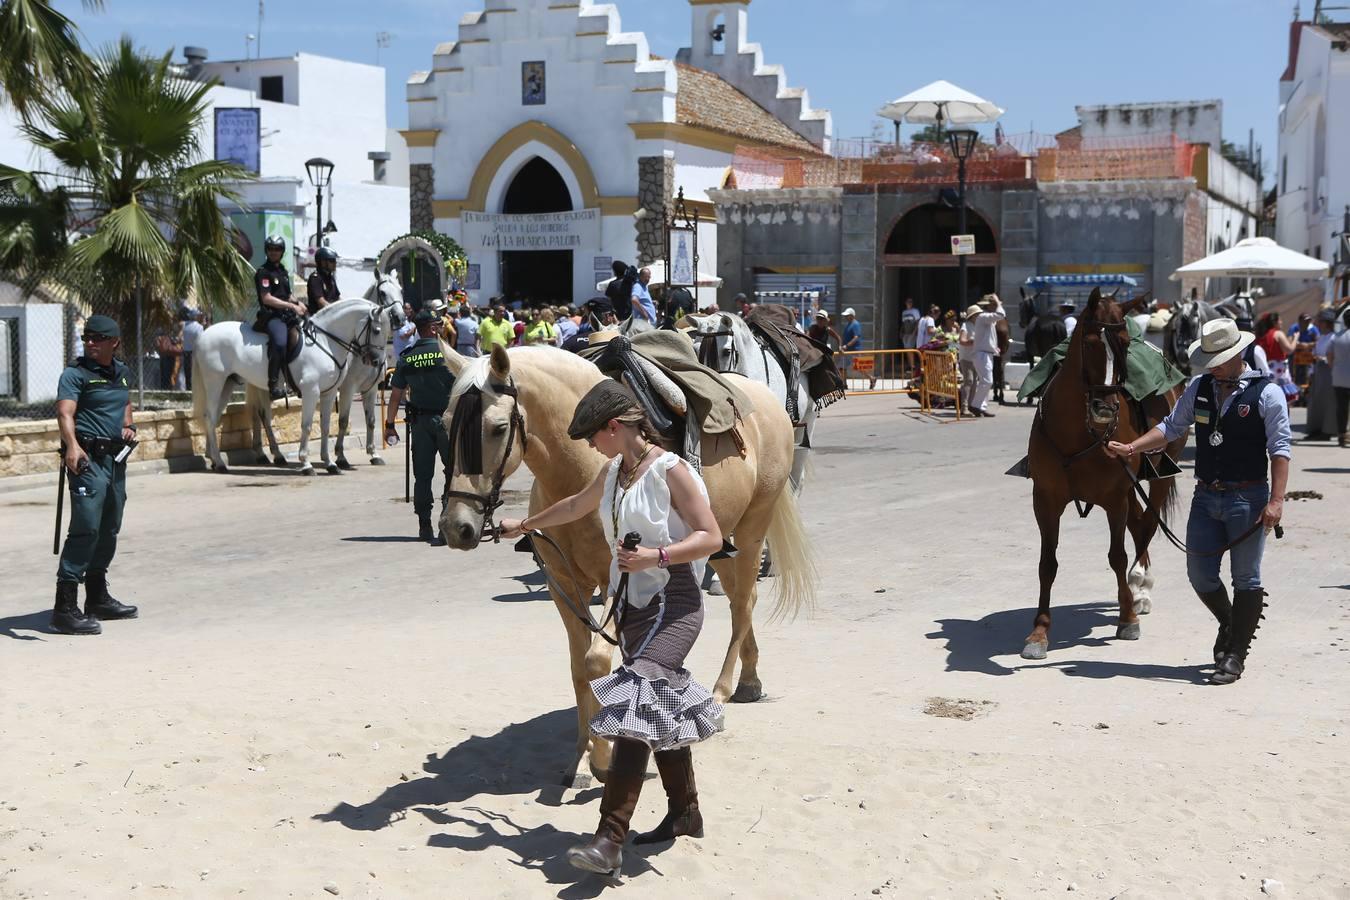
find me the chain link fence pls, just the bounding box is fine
[0,265,203,423]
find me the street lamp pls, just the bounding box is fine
[947,128,978,306]
[305,156,334,249]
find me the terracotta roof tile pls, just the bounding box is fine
[675,63,820,154]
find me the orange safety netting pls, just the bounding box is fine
[730,133,1197,190]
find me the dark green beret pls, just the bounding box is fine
[84,315,120,338]
[568,378,638,440]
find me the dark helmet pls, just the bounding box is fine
[264,234,286,253]
[315,246,337,264]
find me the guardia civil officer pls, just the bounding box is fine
[384,301,455,544]
[52,315,139,636]
[1108,318,1291,685]
[256,234,306,400]
[306,246,341,315]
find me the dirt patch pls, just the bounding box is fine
[1286,490,1323,501]
[923,697,996,721]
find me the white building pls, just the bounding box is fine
[403,0,830,306]
[1276,11,1350,298]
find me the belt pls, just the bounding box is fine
[75,435,127,457]
[1196,479,1266,492]
[407,406,447,418]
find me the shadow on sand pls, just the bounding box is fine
[313,707,665,895]
[927,601,1209,683]
[0,610,52,641]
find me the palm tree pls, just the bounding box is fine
[0,0,100,118]
[0,38,256,324]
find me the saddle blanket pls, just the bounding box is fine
[1017,317,1185,403]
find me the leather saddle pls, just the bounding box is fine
[251,314,305,365]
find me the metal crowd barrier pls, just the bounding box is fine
[836,349,924,396]
[919,350,963,421]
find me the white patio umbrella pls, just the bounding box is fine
[595,259,723,292]
[1170,237,1329,293]
[878,79,1004,126]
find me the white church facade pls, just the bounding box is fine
[402,0,830,305]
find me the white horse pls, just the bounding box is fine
[684,311,818,493]
[245,273,405,470]
[192,285,401,475]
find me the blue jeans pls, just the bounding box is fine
[1185,483,1269,592]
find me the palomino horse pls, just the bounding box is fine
[1023,289,1185,659]
[192,289,400,475]
[245,273,405,469]
[437,344,815,785]
[683,311,818,493]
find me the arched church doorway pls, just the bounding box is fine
[500,156,573,305]
[880,202,998,346]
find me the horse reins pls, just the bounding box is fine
[303,301,395,396]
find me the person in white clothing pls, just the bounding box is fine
[1060,300,1078,337]
[916,304,938,348]
[957,305,980,413]
[970,293,1006,416]
[498,379,724,876]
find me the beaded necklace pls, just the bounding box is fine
[610,443,656,538]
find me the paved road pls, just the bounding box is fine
[1,394,1346,898]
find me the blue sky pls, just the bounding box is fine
[57,0,1295,176]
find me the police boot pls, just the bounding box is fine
[567,738,650,877]
[267,351,286,400]
[1195,587,1232,664]
[51,581,101,635]
[632,746,703,845]
[1211,589,1267,685]
[85,571,138,620]
[418,513,435,543]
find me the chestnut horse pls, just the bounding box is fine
[1023,289,1185,659]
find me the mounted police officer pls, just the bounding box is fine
[52,314,139,635]
[385,299,454,544]
[1108,318,1291,685]
[306,246,341,316]
[256,234,307,400]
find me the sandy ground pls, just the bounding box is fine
[1,394,1348,900]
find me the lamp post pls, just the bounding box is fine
[947,128,978,306]
[304,156,334,251]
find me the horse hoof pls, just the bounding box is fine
[369,457,386,466]
[300,466,315,477]
[1133,596,1153,616]
[336,458,354,471]
[1117,622,1141,641]
[730,682,763,703]
[1021,642,1048,660]
[272,456,288,467]
[211,463,229,474]
[254,455,270,465]
[326,464,341,475]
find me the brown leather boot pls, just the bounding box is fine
[633,746,703,844]
[567,738,649,876]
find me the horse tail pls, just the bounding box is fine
[763,483,817,623]
[191,349,207,421]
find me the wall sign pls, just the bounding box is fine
[215,108,261,174]
[463,209,601,251]
[522,61,546,106]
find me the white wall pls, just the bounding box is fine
[0,296,64,403]
[1077,101,1223,147]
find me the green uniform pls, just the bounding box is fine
[392,337,456,516]
[56,357,131,584]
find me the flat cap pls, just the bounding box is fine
[568,378,638,440]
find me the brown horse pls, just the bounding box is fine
[1023,289,1185,660]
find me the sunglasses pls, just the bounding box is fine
[82,333,115,343]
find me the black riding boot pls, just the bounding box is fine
[85,571,138,620]
[267,351,286,400]
[632,746,703,844]
[52,581,101,635]
[1212,588,1267,685]
[418,514,434,542]
[1195,587,1232,664]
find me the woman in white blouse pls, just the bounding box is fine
[499,378,724,878]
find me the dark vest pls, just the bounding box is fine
[1193,374,1271,484]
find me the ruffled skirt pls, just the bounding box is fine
[587,562,724,751]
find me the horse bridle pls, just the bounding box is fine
[442,379,526,544]
[304,301,395,394]
[693,327,739,373]
[1037,317,1131,470]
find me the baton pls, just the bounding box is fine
[53,456,66,555]
[404,418,411,503]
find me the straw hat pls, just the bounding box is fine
[587,328,620,347]
[1187,317,1255,371]
[965,304,982,318]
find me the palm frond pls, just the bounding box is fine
[0,0,93,117]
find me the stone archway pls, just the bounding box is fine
[882,201,999,326]
[499,156,574,305]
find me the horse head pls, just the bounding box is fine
[1075,288,1130,426]
[369,270,406,329]
[439,344,529,550]
[687,312,748,374]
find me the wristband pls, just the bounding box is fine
[657,546,669,569]
[125,423,137,432]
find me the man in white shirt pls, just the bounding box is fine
[180,309,204,391]
[393,303,418,356]
[957,305,980,414]
[1060,300,1078,337]
[970,294,1006,417]
[916,305,938,348]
